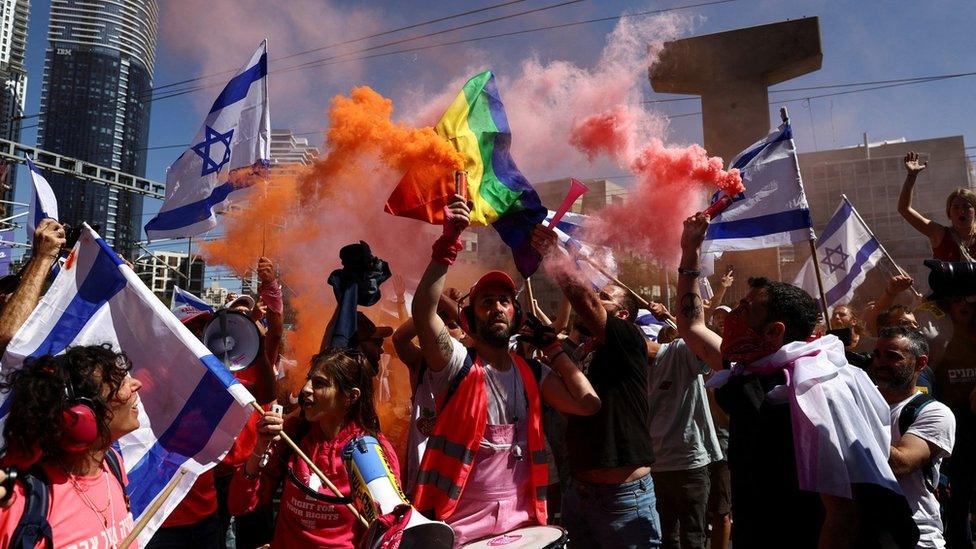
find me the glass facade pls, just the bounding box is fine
[37,0,158,257]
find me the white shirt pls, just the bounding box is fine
[890,392,956,549]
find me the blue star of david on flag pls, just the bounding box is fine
[192,126,234,176]
[820,243,849,274]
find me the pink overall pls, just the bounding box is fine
[447,424,536,547]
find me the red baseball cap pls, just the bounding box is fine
[469,270,517,301]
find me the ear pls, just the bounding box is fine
[765,321,786,344]
[616,309,630,321]
[916,354,929,372]
[347,387,361,405]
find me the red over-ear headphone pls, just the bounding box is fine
[457,292,523,336]
[58,360,99,454]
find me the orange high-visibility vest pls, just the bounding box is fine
[412,352,548,523]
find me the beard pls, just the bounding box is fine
[476,316,513,348]
[872,365,916,393]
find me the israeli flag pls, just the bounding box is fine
[145,41,271,239]
[25,154,59,235]
[635,309,666,342]
[794,197,883,308]
[171,285,215,321]
[0,225,254,544]
[701,122,815,253]
[545,210,615,290]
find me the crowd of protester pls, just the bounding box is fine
[0,151,974,549]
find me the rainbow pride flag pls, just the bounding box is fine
[386,71,547,277]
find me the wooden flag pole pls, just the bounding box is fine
[248,401,368,527]
[581,256,677,331]
[119,469,189,549]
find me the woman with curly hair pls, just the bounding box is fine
[0,345,143,548]
[229,347,400,547]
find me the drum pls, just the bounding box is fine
[461,525,568,549]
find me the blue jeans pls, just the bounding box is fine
[562,473,662,548]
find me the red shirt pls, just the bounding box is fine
[932,229,976,261]
[229,421,401,548]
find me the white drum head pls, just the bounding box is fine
[461,525,567,548]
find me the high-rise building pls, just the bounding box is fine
[270,129,319,172]
[134,250,204,303]
[0,0,29,216]
[37,0,158,256]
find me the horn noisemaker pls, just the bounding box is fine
[343,435,454,548]
[202,310,261,371]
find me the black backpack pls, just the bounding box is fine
[897,393,937,492]
[10,450,128,549]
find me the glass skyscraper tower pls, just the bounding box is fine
[37,0,158,255]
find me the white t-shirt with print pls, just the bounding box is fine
[890,392,956,549]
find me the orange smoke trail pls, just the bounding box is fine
[201,87,477,456]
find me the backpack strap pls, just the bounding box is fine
[9,467,53,549]
[103,448,130,511]
[898,393,938,492]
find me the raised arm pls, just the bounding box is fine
[550,295,572,334]
[257,257,284,368]
[391,274,409,322]
[898,151,943,244]
[864,274,913,336]
[391,318,422,371]
[412,195,469,373]
[531,225,609,343]
[0,220,65,355]
[516,315,600,415]
[676,214,724,371]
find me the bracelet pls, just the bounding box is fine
[677,267,701,278]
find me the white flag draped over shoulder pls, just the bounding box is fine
[145,41,270,239]
[794,197,884,308]
[0,225,254,544]
[701,122,815,253]
[544,210,615,290]
[26,154,58,235]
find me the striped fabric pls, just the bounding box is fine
[0,224,253,544]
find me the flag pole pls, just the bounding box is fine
[582,256,677,331]
[841,194,925,301]
[248,401,369,527]
[781,106,832,329]
[119,468,189,549]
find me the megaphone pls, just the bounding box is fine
[201,310,261,371]
[343,436,454,549]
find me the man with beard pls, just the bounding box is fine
[530,227,661,548]
[677,213,919,549]
[870,327,955,548]
[411,195,601,545]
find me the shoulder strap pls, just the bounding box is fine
[441,348,477,410]
[898,393,938,492]
[898,393,935,436]
[10,468,54,549]
[103,449,130,511]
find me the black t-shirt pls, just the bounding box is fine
[566,316,654,474]
[717,371,919,549]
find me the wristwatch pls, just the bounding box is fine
[677,267,701,278]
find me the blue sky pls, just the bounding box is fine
[11,0,976,268]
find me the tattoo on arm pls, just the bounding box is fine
[435,326,454,359]
[680,293,703,321]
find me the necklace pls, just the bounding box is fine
[60,460,115,539]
